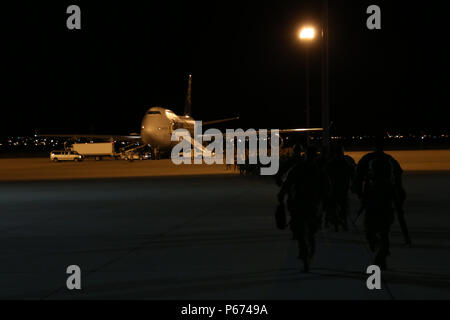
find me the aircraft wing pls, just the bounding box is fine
[277,128,323,134]
[200,127,323,138]
[202,117,240,126]
[38,134,142,142]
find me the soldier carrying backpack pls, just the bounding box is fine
[278,146,330,272]
[353,135,409,269]
[324,143,356,231]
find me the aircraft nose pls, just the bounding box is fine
[141,116,171,148]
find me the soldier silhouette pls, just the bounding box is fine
[324,143,356,231]
[278,145,329,272]
[275,143,304,187]
[353,134,409,269]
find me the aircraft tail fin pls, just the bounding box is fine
[184,74,192,116]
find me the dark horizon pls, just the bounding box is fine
[3,1,449,137]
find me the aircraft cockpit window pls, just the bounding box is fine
[147,111,161,115]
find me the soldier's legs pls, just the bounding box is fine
[287,205,297,240]
[291,215,310,272]
[380,230,390,255]
[289,215,297,240]
[295,220,308,260]
[292,206,319,272]
[364,216,378,252]
[325,198,339,231]
[367,208,394,269]
[374,230,389,270]
[307,222,317,259]
[297,224,310,272]
[397,209,412,246]
[337,195,349,230]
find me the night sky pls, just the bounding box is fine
[2,0,448,137]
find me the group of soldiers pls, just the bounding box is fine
[276,136,411,272]
[226,156,269,176]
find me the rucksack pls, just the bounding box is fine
[366,154,395,193]
[288,160,322,208]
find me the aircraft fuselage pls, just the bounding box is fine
[140,106,194,150]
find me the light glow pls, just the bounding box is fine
[299,27,316,40]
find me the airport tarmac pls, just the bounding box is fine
[1,149,450,182]
[0,150,449,299]
[0,158,235,182]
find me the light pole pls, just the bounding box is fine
[305,42,310,130]
[299,27,316,144]
[321,0,330,148]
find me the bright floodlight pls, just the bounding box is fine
[299,27,315,40]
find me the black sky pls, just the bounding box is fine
[2,0,448,136]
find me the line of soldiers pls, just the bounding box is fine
[224,149,262,176]
[276,136,411,272]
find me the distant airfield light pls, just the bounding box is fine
[299,27,316,40]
